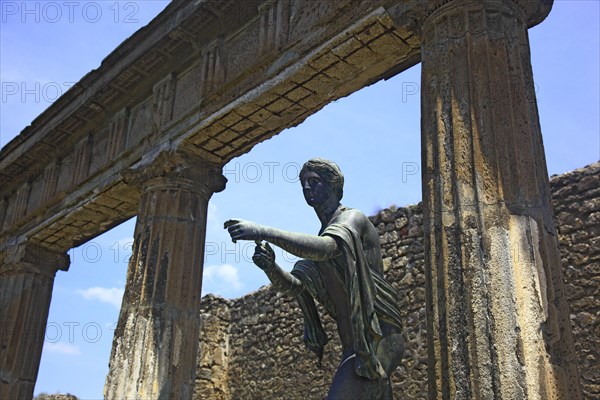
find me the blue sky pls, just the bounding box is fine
[1,1,598,398]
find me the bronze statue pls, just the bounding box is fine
[224,158,403,399]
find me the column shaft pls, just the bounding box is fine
[105,153,225,400]
[0,245,69,399]
[420,1,581,399]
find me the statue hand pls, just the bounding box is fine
[224,219,266,243]
[252,241,275,270]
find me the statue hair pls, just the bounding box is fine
[299,158,344,201]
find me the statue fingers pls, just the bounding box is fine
[255,242,274,256]
[264,242,274,254]
[227,225,247,239]
[231,232,247,242]
[254,245,269,257]
[223,219,242,229]
[252,253,268,266]
[227,228,239,241]
[228,227,248,242]
[252,253,273,270]
[254,248,275,267]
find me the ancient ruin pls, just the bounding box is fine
[0,0,585,399]
[194,163,599,400]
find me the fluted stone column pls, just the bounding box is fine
[0,244,69,399]
[420,1,581,399]
[104,151,226,400]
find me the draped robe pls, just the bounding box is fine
[290,208,403,380]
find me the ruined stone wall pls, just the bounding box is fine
[195,204,428,400]
[372,204,428,398]
[195,295,233,400]
[550,163,600,399]
[227,287,339,399]
[195,162,599,399]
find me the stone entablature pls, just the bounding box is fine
[0,0,425,255]
[0,0,552,261]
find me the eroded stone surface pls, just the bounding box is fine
[0,0,421,255]
[34,394,79,400]
[104,152,225,400]
[551,163,600,400]
[195,295,232,400]
[420,1,580,398]
[0,244,69,400]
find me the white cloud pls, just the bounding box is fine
[45,342,81,356]
[208,202,219,224]
[76,287,124,309]
[207,202,224,233]
[203,264,242,292]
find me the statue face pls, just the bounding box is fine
[300,171,332,207]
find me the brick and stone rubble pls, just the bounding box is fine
[550,163,600,400]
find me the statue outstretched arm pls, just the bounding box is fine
[225,219,339,261]
[253,241,304,296]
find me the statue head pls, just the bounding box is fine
[299,158,344,206]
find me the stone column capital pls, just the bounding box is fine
[1,241,65,399]
[388,0,553,38]
[123,149,227,198]
[0,242,70,277]
[107,147,220,399]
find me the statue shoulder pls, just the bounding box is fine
[338,207,371,231]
